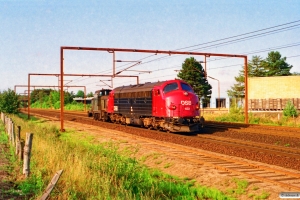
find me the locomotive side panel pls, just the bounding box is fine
[152,87,166,117]
[114,93,131,115]
[114,93,153,117]
[112,82,161,117]
[133,97,152,116]
[107,91,115,113]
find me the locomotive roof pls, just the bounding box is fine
[113,81,167,93]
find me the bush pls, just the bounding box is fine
[283,100,298,117]
[0,88,20,114]
[249,113,260,124]
[229,106,242,114]
[53,101,61,109]
[64,102,90,111]
[215,113,244,123]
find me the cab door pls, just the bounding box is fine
[152,87,165,117]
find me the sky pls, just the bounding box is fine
[1,0,300,99]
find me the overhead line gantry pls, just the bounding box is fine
[27,73,139,121]
[60,46,248,131]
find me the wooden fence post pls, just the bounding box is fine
[7,117,10,134]
[5,117,8,135]
[39,170,64,200]
[8,119,12,141]
[23,133,33,178]
[11,121,15,146]
[7,117,10,136]
[19,139,25,161]
[16,126,21,159]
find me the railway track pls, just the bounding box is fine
[198,134,300,155]
[22,108,300,192]
[205,121,300,138]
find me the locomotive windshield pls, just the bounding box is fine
[163,82,178,93]
[180,82,194,92]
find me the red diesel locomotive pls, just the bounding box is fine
[88,79,204,132]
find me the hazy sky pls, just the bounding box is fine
[1,0,300,98]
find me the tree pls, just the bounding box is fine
[49,90,60,108]
[227,68,245,98]
[64,91,74,104]
[76,90,84,98]
[87,92,94,97]
[227,55,263,98]
[30,89,53,104]
[0,89,20,114]
[283,100,298,117]
[248,55,265,77]
[30,89,42,104]
[177,57,212,103]
[263,51,292,76]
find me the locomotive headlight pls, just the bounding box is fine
[183,92,188,96]
[195,103,200,110]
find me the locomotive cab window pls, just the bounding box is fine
[163,83,178,93]
[180,83,194,92]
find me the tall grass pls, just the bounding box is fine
[9,114,232,199]
[203,106,300,127]
[64,102,90,111]
[30,101,91,111]
[30,101,51,109]
[0,126,8,144]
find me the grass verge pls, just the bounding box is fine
[6,113,234,200]
[203,110,300,127]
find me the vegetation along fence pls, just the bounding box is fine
[1,112,33,177]
[0,112,62,200]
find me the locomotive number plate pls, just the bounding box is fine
[181,100,191,105]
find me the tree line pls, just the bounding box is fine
[0,89,94,114]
